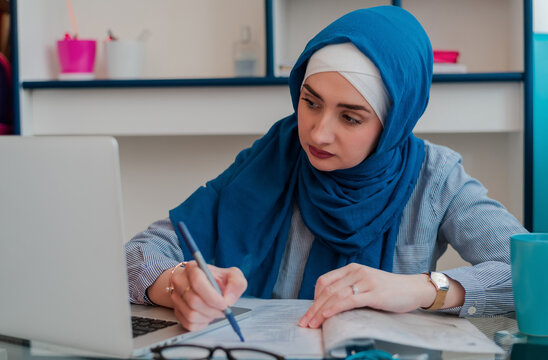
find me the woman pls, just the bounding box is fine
[126,6,525,332]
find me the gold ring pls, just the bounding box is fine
[182,285,191,296]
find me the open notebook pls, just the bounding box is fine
[188,298,504,359]
[0,136,250,358]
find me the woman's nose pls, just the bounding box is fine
[310,113,335,144]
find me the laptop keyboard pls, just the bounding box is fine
[131,316,178,338]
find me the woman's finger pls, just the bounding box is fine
[173,307,209,332]
[313,265,352,300]
[170,262,247,331]
[185,265,227,311]
[318,283,369,320]
[171,264,225,319]
[172,292,211,324]
[218,267,248,306]
[300,264,375,327]
[300,266,363,327]
[171,281,224,320]
[307,280,369,328]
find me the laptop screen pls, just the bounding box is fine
[0,136,135,356]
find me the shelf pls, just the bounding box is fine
[21,77,289,89]
[21,72,524,90]
[23,85,292,136]
[432,72,524,82]
[19,80,522,136]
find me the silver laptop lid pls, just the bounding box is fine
[0,136,134,357]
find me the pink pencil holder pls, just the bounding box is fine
[56,39,96,74]
[433,50,460,64]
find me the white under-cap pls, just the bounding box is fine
[302,42,390,126]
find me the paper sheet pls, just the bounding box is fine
[183,298,504,359]
[186,298,324,359]
[323,308,504,356]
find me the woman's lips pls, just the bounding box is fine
[309,145,334,159]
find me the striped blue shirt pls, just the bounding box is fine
[125,141,525,317]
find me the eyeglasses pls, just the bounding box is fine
[151,344,285,360]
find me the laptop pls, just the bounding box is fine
[0,136,251,358]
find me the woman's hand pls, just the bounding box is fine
[298,263,458,329]
[148,261,247,331]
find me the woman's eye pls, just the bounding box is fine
[301,97,319,109]
[343,114,362,125]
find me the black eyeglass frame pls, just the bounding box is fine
[151,344,285,360]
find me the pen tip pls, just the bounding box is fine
[226,312,245,342]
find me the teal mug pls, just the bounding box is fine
[511,233,548,337]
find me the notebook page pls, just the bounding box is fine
[186,298,324,359]
[323,308,504,356]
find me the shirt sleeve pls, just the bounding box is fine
[433,159,526,317]
[125,218,184,305]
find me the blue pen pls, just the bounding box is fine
[176,221,245,342]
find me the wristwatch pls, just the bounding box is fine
[422,271,450,311]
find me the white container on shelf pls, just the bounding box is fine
[234,26,259,77]
[104,40,145,79]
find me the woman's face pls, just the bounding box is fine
[298,72,384,172]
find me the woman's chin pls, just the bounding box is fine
[307,155,339,172]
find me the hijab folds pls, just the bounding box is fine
[170,6,433,299]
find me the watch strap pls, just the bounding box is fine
[422,271,449,311]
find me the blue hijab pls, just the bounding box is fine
[170,6,433,299]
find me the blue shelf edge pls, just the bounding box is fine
[432,72,523,82]
[21,77,290,89]
[21,72,524,89]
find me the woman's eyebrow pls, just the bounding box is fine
[302,84,323,100]
[303,83,372,114]
[338,103,372,114]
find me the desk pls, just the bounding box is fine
[1,316,547,359]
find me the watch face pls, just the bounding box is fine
[431,272,450,290]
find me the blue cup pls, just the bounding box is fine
[511,233,548,337]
